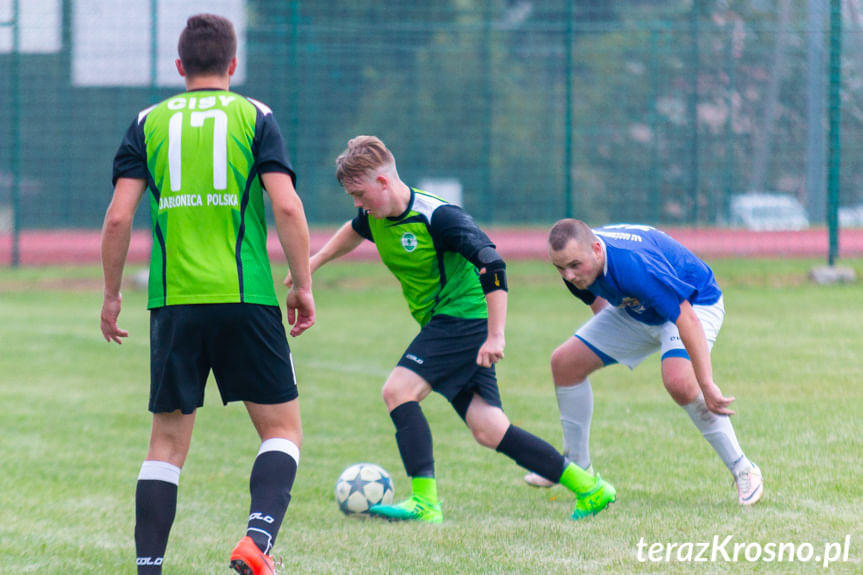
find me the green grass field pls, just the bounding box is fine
[1,259,862,574]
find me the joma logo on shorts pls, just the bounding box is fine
[405,353,424,364]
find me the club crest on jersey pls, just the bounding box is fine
[622,297,647,314]
[401,232,418,252]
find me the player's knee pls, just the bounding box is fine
[663,376,699,405]
[473,432,496,449]
[466,410,509,448]
[471,425,503,448]
[381,382,413,411]
[380,382,397,407]
[550,346,590,383]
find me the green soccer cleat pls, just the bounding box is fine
[369,495,443,524]
[525,464,595,488]
[571,474,616,520]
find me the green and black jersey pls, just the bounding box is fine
[352,188,495,327]
[112,90,295,309]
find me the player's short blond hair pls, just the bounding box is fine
[335,135,396,185]
[548,218,596,251]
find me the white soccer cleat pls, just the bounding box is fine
[523,471,555,488]
[735,463,763,505]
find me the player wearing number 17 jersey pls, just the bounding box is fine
[113,71,290,308]
[101,14,314,575]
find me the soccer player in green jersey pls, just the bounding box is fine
[100,14,314,575]
[288,135,614,522]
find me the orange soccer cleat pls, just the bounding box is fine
[229,536,275,575]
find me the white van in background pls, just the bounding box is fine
[728,193,809,231]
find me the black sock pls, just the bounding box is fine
[135,479,177,575]
[495,425,567,483]
[247,449,298,554]
[390,401,435,478]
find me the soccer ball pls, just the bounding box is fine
[334,462,394,516]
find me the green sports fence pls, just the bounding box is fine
[1,1,861,264]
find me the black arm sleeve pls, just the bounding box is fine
[564,279,597,305]
[253,111,297,185]
[429,205,502,268]
[112,119,148,186]
[351,209,373,241]
[430,204,506,292]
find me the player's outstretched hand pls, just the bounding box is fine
[101,293,129,344]
[285,287,315,337]
[702,381,736,415]
[476,333,505,368]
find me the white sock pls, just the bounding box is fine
[258,437,301,465]
[556,381,593,470]
[682,393,748,474]
[138,460,181,485]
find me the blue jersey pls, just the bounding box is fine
[587,224,721,325]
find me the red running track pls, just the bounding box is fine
[2,227,863,266]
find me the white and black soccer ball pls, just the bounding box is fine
[334,462,394,515]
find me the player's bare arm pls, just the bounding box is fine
[477,288,507,367]
[676,300,736,415]
[284,220,364,287]
[262,171,316,337]
[100,177,147,344]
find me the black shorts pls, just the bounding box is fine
[397,314,502,420]
[149,303,297,414]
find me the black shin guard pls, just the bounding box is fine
[247,450,298,554]
[495,425,567,483]
[390,401,435,478]
[135,480,178,574]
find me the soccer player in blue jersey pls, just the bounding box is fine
[287,136,614,522]
[522,219,763,506]
[100,14,314,575]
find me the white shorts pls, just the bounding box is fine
[574,297,724,369]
